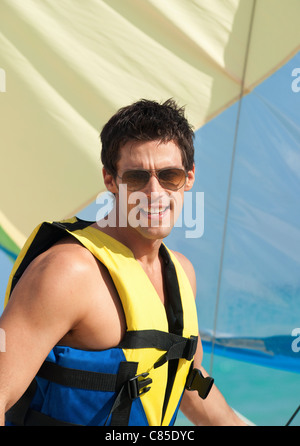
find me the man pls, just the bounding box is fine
[0,99,245,426]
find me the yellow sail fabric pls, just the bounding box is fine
[0,0,299,248]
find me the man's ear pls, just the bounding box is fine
[184,164,195,191]
[102,167,118,194]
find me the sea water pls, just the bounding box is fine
[175,351,300,426]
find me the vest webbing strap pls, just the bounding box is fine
[37,360,118,391]
[5,379,78,426]
[31,330,196,392]
[120,330,198,368]
[109,361,139,426]
[6,361,151,426]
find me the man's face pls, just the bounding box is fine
[103,139,195,241]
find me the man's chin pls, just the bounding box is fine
[133,224,173,241]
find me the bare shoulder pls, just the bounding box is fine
[38,236,99,273]
[171,250,197,296]
[5,237,104,336]
[20,236,100,296]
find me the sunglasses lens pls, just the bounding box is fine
[121,170,150,190]
[120,168,186,191]
[158,169,186,190]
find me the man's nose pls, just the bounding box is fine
[142,173,163,195]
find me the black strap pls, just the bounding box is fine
[6,380,37,426]
[159,244,184,336]
[119,330,198,368]
[154,335,197,368]
[37,360,117,391]
[109,362,138,426]
[159,244,186,423]
[86,361,152,427]
[120,329,196,352]
[6,360,152,426]
[10,218,93,297]
[6,378,78,426]
[52,219,93,232]
[21,408,78,426]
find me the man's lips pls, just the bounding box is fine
[139,204,171,216]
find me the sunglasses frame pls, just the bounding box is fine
[116,167,188,191]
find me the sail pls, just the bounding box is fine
[166,51,300,373]
[1,0,300,372]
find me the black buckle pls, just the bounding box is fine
[127,373,152,400]
[185,368,214,399]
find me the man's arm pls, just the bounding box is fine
[180,337,247,426]
[173,251,247,426]
[0,244,93,424]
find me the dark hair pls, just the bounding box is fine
[100,99,194,176]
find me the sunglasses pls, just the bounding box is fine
[117,167,187,191]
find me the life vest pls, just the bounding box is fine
[5,217,213,426]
